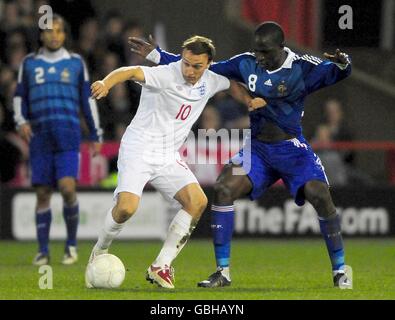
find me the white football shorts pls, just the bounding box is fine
[114,147,198,202]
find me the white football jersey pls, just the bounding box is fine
[122,60,230,160]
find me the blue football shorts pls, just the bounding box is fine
[231,136,329,206]
[30,150,79,187]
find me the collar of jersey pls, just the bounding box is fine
[266,47,295,74]
[36,47,71,63]
[175,60,207,88]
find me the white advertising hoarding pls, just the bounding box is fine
[12,192,168,240]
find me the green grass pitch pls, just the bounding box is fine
[0,239,394,300]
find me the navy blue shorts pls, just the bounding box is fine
[231,136,328,206]
[30,150,79,187]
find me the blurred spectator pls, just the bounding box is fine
[3,28,30,64]
[123,21,146,66]
[77,18,100,68]
[0,103,22,183]
[101,83,134,140]
[312,124,348,186]
[0,65,17,131]
[313,122,374,186]
[104,10,125,61]
[323,98,355,165]
[0,1,21,32]
[49,0,96,40]
[98,52,121,78]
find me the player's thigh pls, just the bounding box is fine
[214,164,253,200]
[150,158,199,205]
[30,152,55,187]
[226,146,279,202]
[54,150,79,181]
[304,180,336,217]
[174,183,208,216]
[114,164,153,202]
[279,144,329,206]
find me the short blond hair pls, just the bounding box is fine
[182,35,216,62]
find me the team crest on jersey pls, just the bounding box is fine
[277,81,287,96]
[61,68,70,82]
[194,82,206,97]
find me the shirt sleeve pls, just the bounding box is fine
[149,48,250,83]
[79,58,103,142]
[146,47,181,65]
[139,64,173,90]
[211,74,231,96]
[298,53,352,94]
[13,57,30,127]
[209,53,251,82]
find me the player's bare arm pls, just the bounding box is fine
[229,80,267,111]
[128,35,157,58]
[91,67,146,100]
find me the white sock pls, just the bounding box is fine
[153,209,195,267]
[95,208,124,250]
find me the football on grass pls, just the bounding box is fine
[86,254,125,288]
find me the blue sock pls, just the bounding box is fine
[211,205,235,268]
[63,202,79,247]
[319,213,345,271]
[36,209,52,255]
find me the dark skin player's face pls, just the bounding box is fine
[253,35,286,71]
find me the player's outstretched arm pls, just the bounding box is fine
[229,81,267,111]
[128,35,157,58]
[128,36,180,65]
[91,67,145,100]
[300,49,351,94]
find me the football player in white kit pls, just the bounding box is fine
[85,36,263,289]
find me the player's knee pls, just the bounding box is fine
[195,192,208,215]
[304,181,330,208]
[183,192,208,217]
[60,188,76,205]
[213,181,233,203]
[36,188,51,206]
[114,203,138,222]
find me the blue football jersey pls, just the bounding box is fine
[151,47,351,137]
[13,47,102,152]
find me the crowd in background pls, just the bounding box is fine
[0,0,250,141]
[0,0,375,187]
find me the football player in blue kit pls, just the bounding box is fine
[129,21,352,288]
[13,15,103,266]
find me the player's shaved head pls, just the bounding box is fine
[252,21,288,70]
[254,21,285,48]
